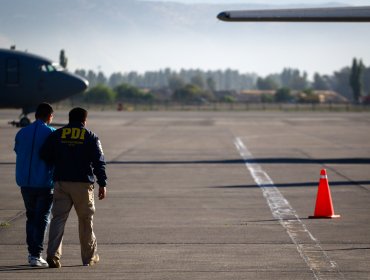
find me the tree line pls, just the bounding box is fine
[70,59,369,104]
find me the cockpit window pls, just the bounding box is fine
[40,63,64,72]
[40,64,54,72]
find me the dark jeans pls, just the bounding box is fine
[21,187,53,258]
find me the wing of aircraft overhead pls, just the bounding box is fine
[217,6,370,22]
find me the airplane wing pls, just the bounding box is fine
[217,6,370,22]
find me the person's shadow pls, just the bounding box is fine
[0,264,81,271]
[0,265,45,271]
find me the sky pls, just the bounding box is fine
[2,0,370,78]
[120,1,370,78]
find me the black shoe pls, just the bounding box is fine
[46,256,61,268]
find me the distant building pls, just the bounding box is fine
[238,89,348,103]
[238,90,275,102]
[313,90,349,103]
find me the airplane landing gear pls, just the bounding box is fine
[8,113,32,127]
[17,108,33,127]
[19,116,31,127]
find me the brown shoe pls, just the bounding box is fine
[83,254,99,266]
[46,256,61,268]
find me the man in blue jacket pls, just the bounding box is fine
[40,107,107,268]
[14,103,55,267]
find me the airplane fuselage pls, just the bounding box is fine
[0,49,88,115]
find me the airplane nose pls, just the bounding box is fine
[42,71,90,103]
[79,77,89,92]
[69,75,89,94]
[217,12,230,21]
[58,73,89,98]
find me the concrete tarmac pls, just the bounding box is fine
[0,110,369,279]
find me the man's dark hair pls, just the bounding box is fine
[69,107,88,124]
[35,103,53,120]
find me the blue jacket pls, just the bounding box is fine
[14,120,55,188]
[40,122,107,187]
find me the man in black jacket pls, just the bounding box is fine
[40,107,107,268]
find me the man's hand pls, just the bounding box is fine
[98,187,107,200]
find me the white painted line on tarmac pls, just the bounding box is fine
[234,137,345,280]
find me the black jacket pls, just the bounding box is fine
[40,122,107,187]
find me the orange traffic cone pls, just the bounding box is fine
[309,169,340,219]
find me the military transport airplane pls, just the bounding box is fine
[0,49,88,126]
[217,5,370,22]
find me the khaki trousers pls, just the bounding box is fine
[47,181,97,264]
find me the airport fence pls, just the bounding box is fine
[56,101,370,112]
